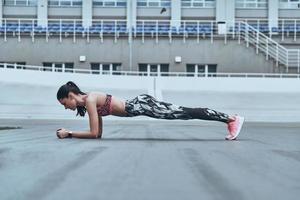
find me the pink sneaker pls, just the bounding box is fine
[226,115,245,140]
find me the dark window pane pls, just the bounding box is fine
[91,63,100,74]
[208,64,217,77]
[43,62,53,71]
[150,64,158,76]
[197,65,205,77]
[55,63,63,72]
[138,64,148,76]
[112,63,122,75]
[160,64,169,76]
[65,63,74,73]
[102,64,110,74]
[16,62,26,69]
[186,64,195,77]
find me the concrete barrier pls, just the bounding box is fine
[1,68,300,122]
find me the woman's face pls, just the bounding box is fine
[58,94,77,111]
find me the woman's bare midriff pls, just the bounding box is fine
[111,97,127,116]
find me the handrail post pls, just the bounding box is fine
[183,20,186,43]
[197,21,199,43]
[298,50,300,74]
[142,20,145,43]
[87,20,90,43]
[281,19,284,41]
[114,20,117,43]
[238,21,241,44]
[73,19,76,43]
[294,19,296,42]
[286,50,289,73]
[4,19,7,42]
[156,20,158,44]
[276,45,279,67]
[256,31,259,54]
[246,23,249,47]
[211,21,213,44]
[266,38,269,60]
[110,63,113,75]
[100,64,103,75]
[18,19,21,42]
[59,19,62,43]
[147,64,150,76]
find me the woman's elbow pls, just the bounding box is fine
[91,131,102,139]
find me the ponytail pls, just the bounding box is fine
[57,81,87,117]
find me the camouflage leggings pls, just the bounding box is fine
[124,94,230,123]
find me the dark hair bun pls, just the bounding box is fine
[66,81,74,86]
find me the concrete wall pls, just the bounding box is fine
[93,8,126,18]
[0,37,274,73]
[3,6,36,18]
[236,9,268,19]
[181,8,215,19]
[82,0,92,28]
[37,0,48,27]
[0,0,2,25]
[2,5,300,20]
[1,68,300,122]
[48,7,81,18]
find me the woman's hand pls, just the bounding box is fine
[56,128,72,139]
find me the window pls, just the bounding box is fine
[42,62,74,72]
[93,0,127,7]
[181,0,215,8]
[186,64,217,77]
[235,0,268,9]
[0,62,26,69]
[90,63,122,75]
[137,0,171,7]
[138,64,169,76]
[3,0,37,6]
[48,0,82,7]
[160,64,169,76]
[138,64,148,76]
[43,62,53,71]
[65,63,74,73]
[279,0,300,9]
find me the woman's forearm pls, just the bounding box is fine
[71,131,100,139]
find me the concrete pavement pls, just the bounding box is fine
[0,119,299,200]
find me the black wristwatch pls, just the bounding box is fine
[67,131,73,138]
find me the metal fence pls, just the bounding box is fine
[0,18,299,70]
[1,62,300,78]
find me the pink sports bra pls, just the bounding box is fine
[84,94,113,116]
[97,94,113,116]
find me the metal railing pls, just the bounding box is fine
[0,18,299,70]
[241,18,300,41]
[1,18,300,42]
[238,21,300,72]
[0,18,226,44]
[1,62,300,78]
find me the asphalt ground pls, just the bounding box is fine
[0,119,299,200]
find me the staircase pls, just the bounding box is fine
[236,21,300,73]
